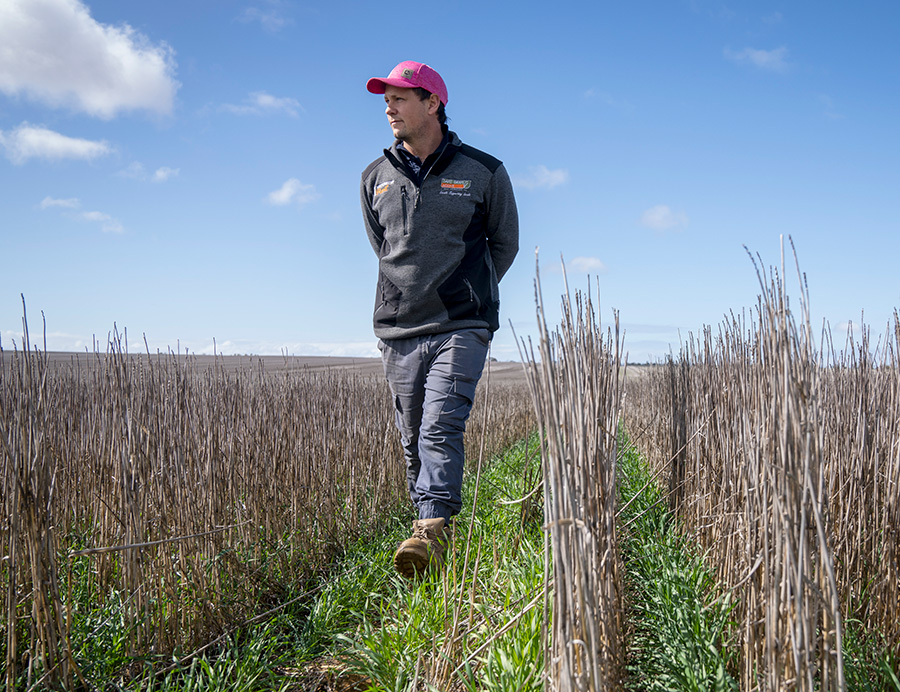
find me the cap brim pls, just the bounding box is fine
[366,77,417,94]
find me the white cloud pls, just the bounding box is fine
[221,91,302,117]
[570,257,607,274]
[80,210,123,233]
[118,161,146,179]
[266,178,320,208]
[640,204,688,231]
[238,3,293,32]
[0,0,179,118]
[0,124,112,163]
[513,165,570,190]
[39,195,123,233]
[118,162,180,182]
[542,256,606,275]
[40,196,80,209]
[724,46,790,73]
[251,92,301,115]
[0,327,95,353]
[152,166,180,182]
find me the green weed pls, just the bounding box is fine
[842,619,900,692]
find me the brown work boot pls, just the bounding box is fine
[393,518,449,579]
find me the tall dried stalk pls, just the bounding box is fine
[520,256,625,692]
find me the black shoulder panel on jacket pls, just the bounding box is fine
[459,144,502,174]
[361,156,386,181]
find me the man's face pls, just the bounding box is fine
[384,85,437,143]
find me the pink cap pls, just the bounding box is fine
[366,61,448,106]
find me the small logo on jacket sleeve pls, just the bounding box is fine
[375,180,394,196]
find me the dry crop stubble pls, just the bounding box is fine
[519,256,626,692]
[625,241,898,690]
[0,310,534,688]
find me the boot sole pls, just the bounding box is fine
[394,547,430,579]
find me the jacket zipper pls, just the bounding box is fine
[463,278,482,311]
[400,185,409,235]
[388,138,451,225]
[413,139,450,211]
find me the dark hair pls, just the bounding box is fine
[412,87,448,127]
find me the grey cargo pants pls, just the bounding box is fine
[378,328,491,522]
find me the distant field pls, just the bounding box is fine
[25,350,530,383]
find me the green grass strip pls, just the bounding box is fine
[616,432,900,691]
[332,434,545,692]
[121,434,544,692]
[617,433,739,692]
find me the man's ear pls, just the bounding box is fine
[428,93,441,115]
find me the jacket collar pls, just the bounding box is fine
[384,131,461,181]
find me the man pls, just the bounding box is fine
[360,61,519,579]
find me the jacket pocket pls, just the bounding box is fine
[463,277,482,313]
[375,271,401,326]
[438,273,486,321]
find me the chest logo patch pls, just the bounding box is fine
[441,179,471,190]
[374,180,394,196]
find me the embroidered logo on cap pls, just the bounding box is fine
[402,68,414,78]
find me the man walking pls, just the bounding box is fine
[360,61,519,578]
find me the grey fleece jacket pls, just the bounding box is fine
[361,131,519,340]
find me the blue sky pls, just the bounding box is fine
[2,0,898,362]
